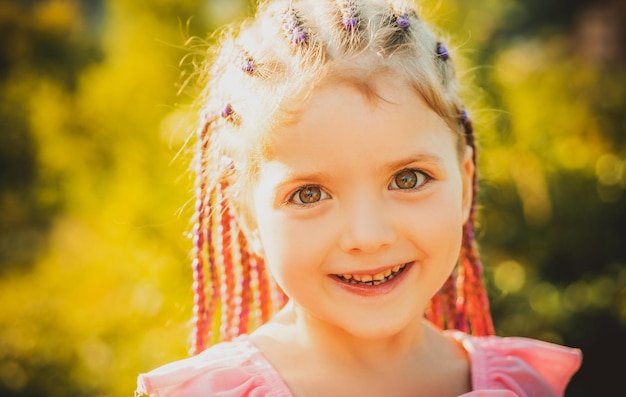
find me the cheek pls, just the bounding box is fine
[257,214,332,269]
[407,189,465,258]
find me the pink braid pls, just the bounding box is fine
[237,230,252,335]
[249,256,264,329]
[205,187,220,346]
[425,292,444,329]
[256,257,272,324]
[228,214,242,339]
[440,273,457,329]
[460,111,495,336]
[218,185,237,341]
[191,119,211,355]
[454,262,469,333]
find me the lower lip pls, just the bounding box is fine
[330,262,414,297]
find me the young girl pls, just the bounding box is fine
[137,0,582,395]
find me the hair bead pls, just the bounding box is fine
[220,103,241,125]
[241,57,255,74]
[396,13,410,29]
[338,0,360,31]
[436,42,449,60]
[384,4,417,51]
[460,108,468,122]
[221,103,234,119]
[282,6,308,46]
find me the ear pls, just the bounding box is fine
[461,145,475,224]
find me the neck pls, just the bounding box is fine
[279,301,435,369]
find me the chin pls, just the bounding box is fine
[337,316,420,341]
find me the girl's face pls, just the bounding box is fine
[251,76,473,339]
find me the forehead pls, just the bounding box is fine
[290,80,403,142]
[262,75,458,162]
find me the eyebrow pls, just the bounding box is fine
[378,153,445,174]
[275,153,445,189]
[275,170,333,189]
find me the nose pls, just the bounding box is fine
[338,195,398,254]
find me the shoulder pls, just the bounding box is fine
[447,331,582,397]
[136,335,292,397]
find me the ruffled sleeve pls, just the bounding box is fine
[450,332,582,397]
[135,335,293,397]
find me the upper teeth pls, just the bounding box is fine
[337,264,407,285]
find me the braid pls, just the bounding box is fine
[381,2,417,52]
[256,256,273,324]
[249,256,264,328]
[282,4,309,47]
[191,117,212,355]
[217,184,237,341]
[335,0,364,51]
[206,187,220,345]
[454,260,469,332]
[440,273,458,329]
[459,111,495,336]
[337,0,361,32]
[237,229,252,335]
[425,289,444,329]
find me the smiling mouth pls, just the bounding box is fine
[334,263,409,286]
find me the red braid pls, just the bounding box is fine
[237,230,252,335]
[459,112,494,336]
[191,119,211,355]
[425,111,495,336]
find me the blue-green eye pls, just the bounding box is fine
[289,185,329,205]
[389,169,428,190]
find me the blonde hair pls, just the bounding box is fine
[190,0,493,354]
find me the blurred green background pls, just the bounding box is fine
[0,0,624,395]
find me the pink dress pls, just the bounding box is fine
[136,331,582,397]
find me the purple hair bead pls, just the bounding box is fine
[241,57,254,74]
[290,29,308,45]
[461,108,469,122]
[340,0,360,31]
[283,9,308,46]
[343,16,359,31]
[436,42,449,60]
[396,13,410,29]
[221,103,234,119]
